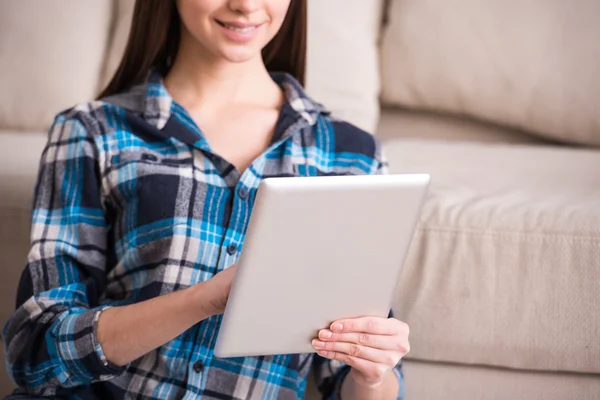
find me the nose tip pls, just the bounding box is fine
[229,0,261,14]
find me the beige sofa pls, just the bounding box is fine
[1,1,599,399]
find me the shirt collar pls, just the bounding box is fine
[142,69,329,131]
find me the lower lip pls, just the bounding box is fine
[216,21,263,43]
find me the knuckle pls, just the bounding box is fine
[338,353,351,365]
[364,370,378,382]
[377,364,389,378]
[395,340,405,351]
[350,344,362,357]
[396,340,410,355]
[385,354,398,366]
[367,318,377,332]
[367,365,387,383]
[400,321,410,335]
[359,334,370,345]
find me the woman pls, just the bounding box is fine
[3,0,409,399]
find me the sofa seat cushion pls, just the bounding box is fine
[0,132,47,330]
[403,360,600,400]
[383,133,600,374]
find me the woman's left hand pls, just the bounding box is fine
[312,317,410,387]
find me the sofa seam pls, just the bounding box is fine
[417,227,600,242]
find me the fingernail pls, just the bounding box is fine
[317,350,328,357]
[312,339,325,348]
[320,330,332,339]
[331,322,343,332]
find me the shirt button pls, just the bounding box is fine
[238,186,249,199]
[193,361,204,373]
[227,244,237,255]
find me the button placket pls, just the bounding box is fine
[193,361,204,373]
[220,169,260,267]
[226,243,237,255]
[238,186,249,199]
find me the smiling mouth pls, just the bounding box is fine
[215,20,263,33]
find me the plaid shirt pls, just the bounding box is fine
[3,70,403,399]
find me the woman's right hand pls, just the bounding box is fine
[202,264,237,316]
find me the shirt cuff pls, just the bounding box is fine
[49,306,127,386]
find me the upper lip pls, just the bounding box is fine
[216,20,264,28]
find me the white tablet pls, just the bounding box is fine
[214,174,430,358]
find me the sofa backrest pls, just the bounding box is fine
[379,0,600,146]
[0,0,114,132]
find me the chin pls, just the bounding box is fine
[218,46,262,64]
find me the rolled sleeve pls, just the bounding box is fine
[50,306,126,385]
[2,112,118,394]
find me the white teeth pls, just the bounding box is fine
[223,24,256,33]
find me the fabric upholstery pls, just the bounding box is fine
[100,0,135,90]
[380,0,600,146]
[384,137,600,373]
[403,360,600,400]
[305,0,384,133]
[377,108,549,145]
[0,133,45,398]
[0,0,112,131]
[0,133,47,330]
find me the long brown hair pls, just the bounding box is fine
[99,0,306,98]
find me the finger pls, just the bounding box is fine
[312,339,399,365]
[315,350,390,383]
[318,330,409,353]
[331,317,408,336]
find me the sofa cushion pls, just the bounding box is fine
[100,0,136,91]
[380,0,600,146]
[403,360,600,400]
[0,0,112,131]
[305,0,384,133]
[377,108,549,145]
[383,135,600,373]
[0,132,47,331]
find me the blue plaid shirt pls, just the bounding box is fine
[3,70,403,399]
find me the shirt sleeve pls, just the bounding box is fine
[2,113,126,396]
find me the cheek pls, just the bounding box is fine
[267,0,292,31]
[177,0,218,37]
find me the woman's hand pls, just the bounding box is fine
[311,316,409,387]
[201,264,237,316]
